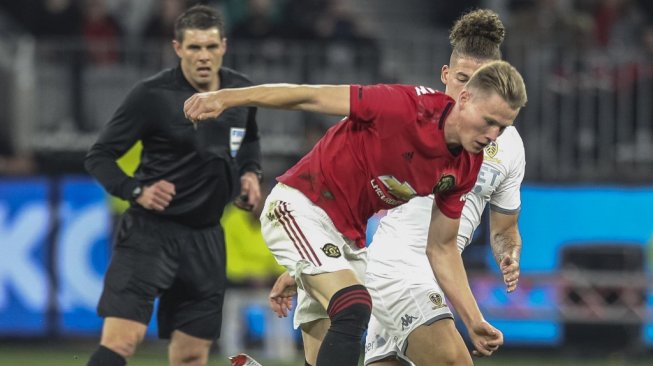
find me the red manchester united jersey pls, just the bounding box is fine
[278,84,483,248]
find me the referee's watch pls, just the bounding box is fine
[247,169,264,183]
[130,184,143,203]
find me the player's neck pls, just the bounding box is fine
[443,110,462,149]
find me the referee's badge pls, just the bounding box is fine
[230,128,245,157]
[321,243,341,258]
[428,292,446,309]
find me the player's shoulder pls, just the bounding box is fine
[497,126,525,155]
[220,67,254,88]
[140,67,176,88]
[128,67,181,100]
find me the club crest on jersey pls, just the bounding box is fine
[484,141,498,158]
[433,174,455,194]
[321,243,341,258]
[428,292,446,309]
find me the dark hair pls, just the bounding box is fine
[449,9,505,61]
[174,5,225,42]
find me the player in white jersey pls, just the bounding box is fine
[363,9,524,366]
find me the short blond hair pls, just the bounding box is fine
[466,60,527,110]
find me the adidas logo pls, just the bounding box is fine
[402,151,414,162]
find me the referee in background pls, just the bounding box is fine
[84,5,263,366]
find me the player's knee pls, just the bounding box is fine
[437,345,473,366]
[172,352,208,366]
[326,284,372,338]
[100,337,140,358]
[100,329,145,357]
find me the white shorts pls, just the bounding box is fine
[363,241,453,364]
[260,183,367,329]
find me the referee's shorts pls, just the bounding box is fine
[98,209,226,340]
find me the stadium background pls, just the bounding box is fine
[0,0,652,365]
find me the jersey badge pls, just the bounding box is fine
[433,174,456,194]
[428,292,446,309]
[484,141,498,158]
[321,243,341,258]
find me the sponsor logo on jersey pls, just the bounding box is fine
[428,292,446,309]
[379,175,417,201]
[365,334,387,352]
[371,176,417,206]
[433,174,456,194]
[321,243,341,258]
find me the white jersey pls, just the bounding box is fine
[364,126,525,364]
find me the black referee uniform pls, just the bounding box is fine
[84,65,261,340]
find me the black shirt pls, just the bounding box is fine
[85,65,261,228]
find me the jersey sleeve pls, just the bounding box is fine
[84,83,150,200]
[490,140,525,213]
[435,179,474,219]
[435,155,483,219]
[348,84,417,124]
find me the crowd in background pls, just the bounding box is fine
[0,0,652,179]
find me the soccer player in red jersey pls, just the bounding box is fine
[184,60,527,365]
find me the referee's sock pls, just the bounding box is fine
[87,345,126,366]
[315,284,372,365]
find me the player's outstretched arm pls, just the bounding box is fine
[489,209,522,292]
[268,271,297,318]
[184,84,350,123]
[425,205,503,357]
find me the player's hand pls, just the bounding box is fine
[136,180,176,211]
[184,91,225,124]
[269,272,297,318]
[469,320,503,357]
[500,255,520,293]
[235,172,261,212]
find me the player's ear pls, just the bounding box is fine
[440,65,449,86]
[172,39,183,58]
[458,88,471,107]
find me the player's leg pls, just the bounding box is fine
[88,317,147,365]
[364,249,470,366]
[168,330,213,366]
[88,211,177,365]
[260,184,371,366]
[159,224,227,366]
[364,313,405,366]
[302,269,371,366]
[300,318,330,365]
[404,319,472,366]
[368,358,404,366]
